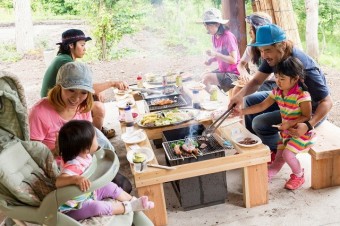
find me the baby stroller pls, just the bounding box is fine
[0,71,135,226]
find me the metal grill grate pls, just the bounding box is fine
[146,95,188,112]
[162,135,225,162]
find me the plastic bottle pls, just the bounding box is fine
[176,74,183,88]
[137,74,143,88]
[210,85,218,101]
[192,90,201,109]
[124,105,134,133]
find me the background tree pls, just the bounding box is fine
[305,0,319,61]
[14,0,34,53]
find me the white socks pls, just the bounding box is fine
[123,196,155,214]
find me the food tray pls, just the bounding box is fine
[140,85,181,99]
[145,95,188,112]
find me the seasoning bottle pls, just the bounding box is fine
[137,74,143,88]
[192,90,201,109]
[162,75,168,87]
[124,105,134,133]
[210,85,218,101]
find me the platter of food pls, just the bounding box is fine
[137,108,195,128]
[231,128,262,147]
[145,95,188,112]
[187,82,206,91]
[144,72,192,85]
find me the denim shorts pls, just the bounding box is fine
[214,71,239,92]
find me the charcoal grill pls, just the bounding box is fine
[162,124,227,210]
[162,135,225,163]
[145,95,188,112]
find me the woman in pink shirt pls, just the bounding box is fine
[29,61,132,193]
[200,8,240,92]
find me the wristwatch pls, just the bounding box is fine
[304,121,314,132]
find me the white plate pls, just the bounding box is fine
[201,101,222,111]
[231,128,262,147]
[187,82,206,90]
[116,99,135,109]
[121,131,146,144]
[126,147,154,163]
[115,89,132,95]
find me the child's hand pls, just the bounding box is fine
[75,176,91,192]
[280,121,291,130]
[206,49,217,57]
[204,60,212,66]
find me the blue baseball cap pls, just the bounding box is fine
[248,24,286,47]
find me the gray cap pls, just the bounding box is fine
[56,62,95,94]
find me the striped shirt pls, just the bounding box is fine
[269,83,316,153]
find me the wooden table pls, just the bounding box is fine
[116,84,270,226]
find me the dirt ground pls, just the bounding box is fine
[1,22,340,226]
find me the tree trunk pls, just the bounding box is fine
[14,0,34,53]
[305,0,319,61]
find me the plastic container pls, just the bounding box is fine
[210,85,218,101]
[176,74,182,88]
[137,74,143,88]
[124,105,134,133]
[192,90,201,109]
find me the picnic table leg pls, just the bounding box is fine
[243,163,268,208]
[137,183,167,226]
[311,155,340,189]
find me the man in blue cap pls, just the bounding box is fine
[229,24,333,160]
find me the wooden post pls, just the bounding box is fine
[221,0,247,56]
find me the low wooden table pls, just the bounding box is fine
[116,85,270,226]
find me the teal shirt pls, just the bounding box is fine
[40,54,73,97]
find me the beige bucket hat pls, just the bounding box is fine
[197,8,229,24]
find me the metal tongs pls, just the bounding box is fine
[202,103,236,137]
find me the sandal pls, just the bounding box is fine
[101,127,116,139]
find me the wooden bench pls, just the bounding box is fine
[309,120,340,189]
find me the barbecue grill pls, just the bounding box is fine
[162,124,228,210]
[145,95,188,112]
[162,135,225,163]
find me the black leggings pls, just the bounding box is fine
[112,172,132,194]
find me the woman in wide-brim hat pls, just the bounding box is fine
[199,7,240,93]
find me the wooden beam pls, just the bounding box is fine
[221,0,247,56]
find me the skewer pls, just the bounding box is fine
[272,124,280,128]
[191,154,197,159]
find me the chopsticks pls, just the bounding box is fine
[147,164,176,170]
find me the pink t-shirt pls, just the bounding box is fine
[29,98,92,151]
[212,30,240,74]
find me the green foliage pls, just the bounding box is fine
[0,43,22,62]
[78,0,147,60]
[0,0,12,8]
[145,0,213,55]
[31,0,79,15]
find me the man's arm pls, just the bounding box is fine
[93,81,128,94]
[289,95,333,136]
[228,70,270,109]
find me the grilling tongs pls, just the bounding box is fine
[202,103,236,137]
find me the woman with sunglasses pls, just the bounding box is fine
[232,12,275,97]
